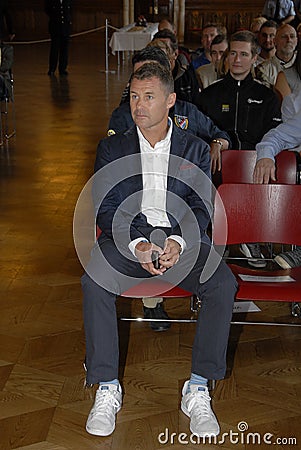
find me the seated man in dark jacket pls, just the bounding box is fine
[199,30,282,268]
[83,62,237,439]
[107,45,231,331]
[199,30,281,151]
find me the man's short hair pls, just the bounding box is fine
[210,34,228,49]
[250,16,268,32]
[153,29,178,51]
[276,23,297,37]
[259,20,278,32]
[132,46,170,70]
[147,38,174,63]
[230,30,258,57]
[202,22,226,35]
[130,62,174,96]
[158,18,175,32]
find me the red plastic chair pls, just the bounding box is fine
[213,183,301,326]
[221,150,298,184]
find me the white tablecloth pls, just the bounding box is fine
[109,23,158,54]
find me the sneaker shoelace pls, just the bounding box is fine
[186,390,212,419]
[91,389,120,418]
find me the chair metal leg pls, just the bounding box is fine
[3,97,16,139]
[291,302,301,318]
[0,104,3,146]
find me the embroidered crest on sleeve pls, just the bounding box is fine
[107,129,116,136]
[174,114,189,130]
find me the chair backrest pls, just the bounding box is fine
[213,183,301,246]
[221,150,298,184]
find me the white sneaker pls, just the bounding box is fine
[181,380,220,437]
[86,383,122,436]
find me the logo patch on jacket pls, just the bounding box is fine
[174,114,189,130]
[107,129,116,136]
[247,98,263,104]
[222,104,230,113]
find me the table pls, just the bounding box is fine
[109,23,158,55]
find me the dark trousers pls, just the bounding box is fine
[49,31,69,73]
[81,238,237,385]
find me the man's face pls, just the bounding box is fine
[201,27,218,51]
[228,41,256,80]
[275,25,297,57]
[210,41,228,66]
[130,76,176,131]
[258,26,276,52]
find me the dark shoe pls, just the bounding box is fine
[240,243,267,268]
[59,70,68,76]
[143,303,171,331]
[274,246,301,269]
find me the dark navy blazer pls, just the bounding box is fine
[94,125,212,250]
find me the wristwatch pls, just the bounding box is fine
[211,139,223,149]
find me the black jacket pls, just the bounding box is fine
[0,0,13,38]
[173,60,201,107]
[45,0,72,35]
[198,72,282,149]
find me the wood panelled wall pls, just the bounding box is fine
[8,0,123,39]
[8,0,264,42]
[185,0,264,42]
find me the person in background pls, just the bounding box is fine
[256,24,298,90]
[158,17,190,66]
[195,34,228,90]
[281,36,301,92]
[250,16,268,37]
[256,20,278,65]
[254,87,301,269]
[45,0,72,76]
[262,0,296,25]
[0,0,14,41]
[191,23,225,70]
[292,0,301,26]
[120,36,201,108]
[199,30,282,268]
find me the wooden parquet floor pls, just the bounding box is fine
[1,34,301,450]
